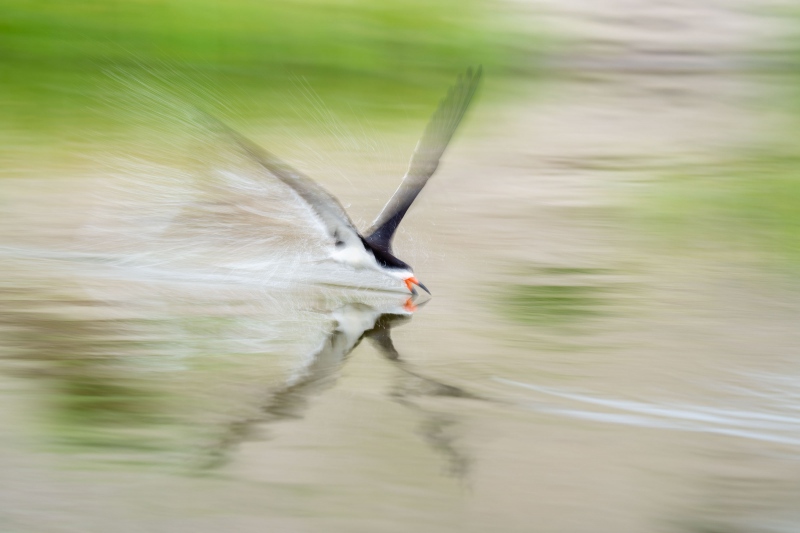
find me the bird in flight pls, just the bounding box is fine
[217,67,482,295]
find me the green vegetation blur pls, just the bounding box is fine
[641,81,800,269]
[1,0,537,142]
[637,25,800,270]
[643,155,800,268]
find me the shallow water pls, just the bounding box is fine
[4,2,800,532]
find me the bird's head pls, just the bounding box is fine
[373,252,430,296]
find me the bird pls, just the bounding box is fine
[215,66,482,295]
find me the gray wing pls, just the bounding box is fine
[364,66,482,254]
[213,118,363,247]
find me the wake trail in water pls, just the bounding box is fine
[496,377,800,450]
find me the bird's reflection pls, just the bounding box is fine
[366,309,483,478]
[264,301,397,421]
[206,296,482,479]
[355,309,482,480]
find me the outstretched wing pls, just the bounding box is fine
[210,117,363,248]
[364,66,482,254]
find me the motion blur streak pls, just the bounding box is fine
[3,1,800,533]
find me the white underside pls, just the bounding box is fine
[330,241,411,281]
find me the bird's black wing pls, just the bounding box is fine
[364,67,482,254]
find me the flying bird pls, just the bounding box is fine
[218,67,482,295]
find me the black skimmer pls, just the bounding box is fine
[215,67,482,295]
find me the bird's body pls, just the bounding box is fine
[331,240,382,272]
[215,67,482,294]
[331,238,407,278]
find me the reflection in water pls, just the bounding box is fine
[503,266,623,328]
[0,287,169,453]
[367,312,484,478]
[0,256,483,473]
[207,299,482,477]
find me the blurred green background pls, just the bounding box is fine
[1,0,539,145]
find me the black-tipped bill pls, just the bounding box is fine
[416,281,431,295]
